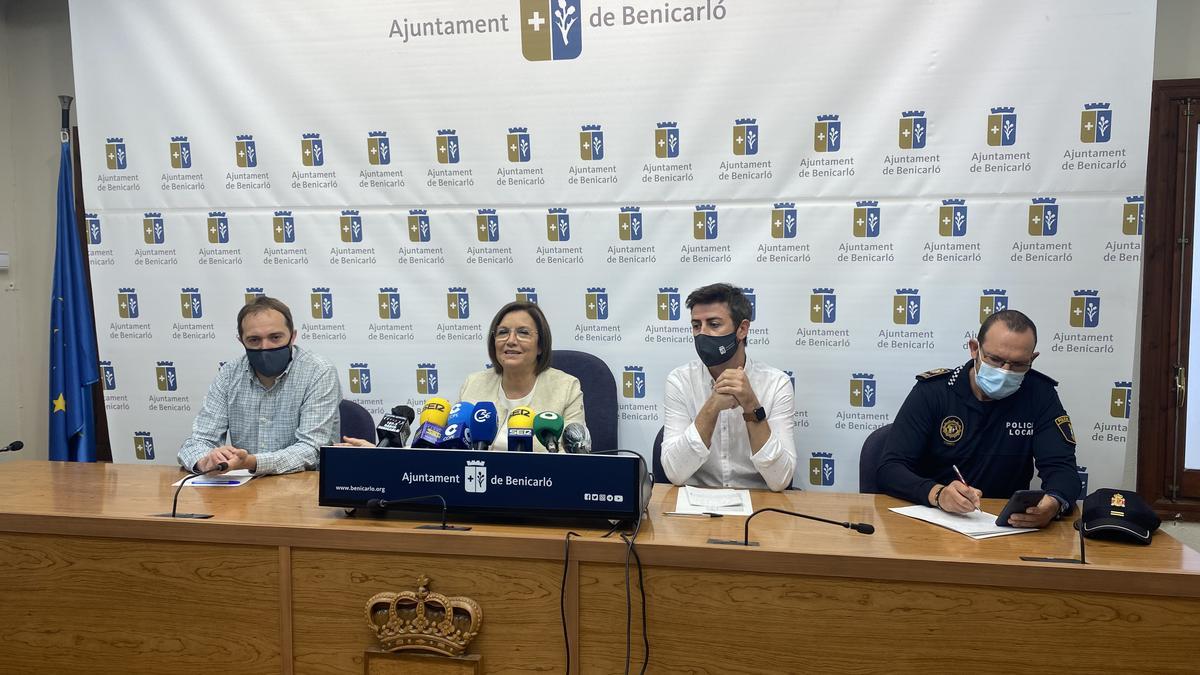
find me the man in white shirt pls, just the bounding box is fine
[661,283,797,491]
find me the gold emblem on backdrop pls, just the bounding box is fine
[367,575,483,657]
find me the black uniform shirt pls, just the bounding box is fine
[876,359,1081,508]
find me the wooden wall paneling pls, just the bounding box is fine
[577,562,1200,674]
[0,532,281,674]
[280,545,294,675]
[291,549,569,674]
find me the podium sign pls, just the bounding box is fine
[319,447,651,523]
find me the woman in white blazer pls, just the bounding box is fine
[340,301,586,451]
[457,301,585,451]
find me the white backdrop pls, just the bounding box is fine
[70,0,1153,492]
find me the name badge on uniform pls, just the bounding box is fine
[940,416,964,445]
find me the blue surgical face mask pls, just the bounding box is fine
[246,344,292,378]
[975,358,1024,400]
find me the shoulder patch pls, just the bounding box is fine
[916,368,952,382]
[1055,414,1076,445]
[1026,369,1059,387]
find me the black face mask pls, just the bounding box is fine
[246,345,292,378]
[694,332,739,367]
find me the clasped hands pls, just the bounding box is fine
[196,445,257,473]
[705,367,760,416]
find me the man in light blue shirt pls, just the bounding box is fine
[178,296,340,474]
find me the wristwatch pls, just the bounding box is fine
[742,406,766,423]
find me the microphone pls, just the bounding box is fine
[467,401,499,450]
[562,423,591,454]
[507,406,535,452]
[375,405,415,448]
[154,461,229,519]
[439,401,476,449]
[364,494,470,531]
[533,411,564,452]
[0,440,24,453]
[708,507,875,546]
[411,397,451,448]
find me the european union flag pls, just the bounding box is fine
[50,138,99,462]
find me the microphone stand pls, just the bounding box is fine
[153,461,229,519]
[1020,517,1087,565]
[708,507,875,546]
[366,494,471,531]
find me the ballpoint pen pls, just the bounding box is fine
[191,480,241,485]
[951,464,980,512]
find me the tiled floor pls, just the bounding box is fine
[1164,520,1200,552]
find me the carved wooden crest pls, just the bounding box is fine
[366,575,483,657]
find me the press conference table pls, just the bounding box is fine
[0,461,1197,674]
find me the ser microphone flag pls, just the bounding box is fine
[411,397,451,448]
[507,406,535,452]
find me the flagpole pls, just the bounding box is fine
[59,95,72,142]
[50,92,99,462]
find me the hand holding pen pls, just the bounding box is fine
[936,464,983,513]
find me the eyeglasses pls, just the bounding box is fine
[493,327,538,342]
[978,345,1033,373]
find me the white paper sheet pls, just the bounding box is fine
[889,505,1040,539]
[673,486,754,516]
[171,469,255,487]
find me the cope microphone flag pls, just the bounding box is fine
[440,401,476,449]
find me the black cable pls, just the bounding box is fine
[602,447,650,675]
[569,448,653,673]
[628,516,638,667]
[561,530,581,675]
[632,540,648,674]
[601,519,623,538]
[588,448,651,480]
[620,512,645,675]
[621,525,649,674]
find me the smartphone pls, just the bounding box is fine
[995,489,1047,526]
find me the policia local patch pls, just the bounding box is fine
[1055,414,1076,444]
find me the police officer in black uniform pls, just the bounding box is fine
[876,309,1080,528]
